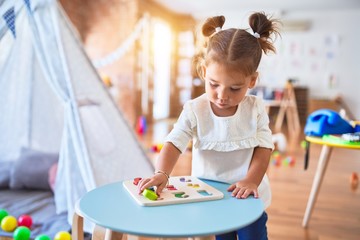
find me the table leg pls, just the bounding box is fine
[126,235,139,240]
[72,211,84,240]
[188,236,214,240]
[302,145,333,227]
[104,229,123,240]
[91,225,124,240]
[155,237,214,240]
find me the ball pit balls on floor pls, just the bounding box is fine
[35,235,52,240]
[18,215,32,228]
[13,226,31,240]
[54,231,72,240]
[0,209,71,240]
[0,209,9,222]
[1,215,17,232]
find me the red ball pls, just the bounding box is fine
[18,215,32,229]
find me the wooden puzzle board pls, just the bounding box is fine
[123,176,224,206]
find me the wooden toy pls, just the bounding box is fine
[123,176,224,206]
[142,189,158,200]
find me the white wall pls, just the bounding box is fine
[195,9,360,119]
[275,9,360,119]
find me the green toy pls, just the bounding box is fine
[13,226,31,240]
[35,235,51,240]
[0,209,9,223]
[142,188,158,201]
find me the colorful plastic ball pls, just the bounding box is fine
[156,143,163,152]
[282,158,289,166]
[18,215,32,228]
[34,234,51,240]
[150,145,158,152]
[54,231,71,240]
[272,151,280,157]
[350,172,359,191]
[136,116,147,135]
[300,140,307,149]
[13,226,31,240]
[288,156,296,167]
[1,215,17,232]
[0,209,9,223]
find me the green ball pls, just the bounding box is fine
[13,226,31,240]
[35,234,51,240]
[0,209,9,223]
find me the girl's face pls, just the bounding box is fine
[202,62,257,117]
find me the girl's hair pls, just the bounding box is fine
[197,12,280,78]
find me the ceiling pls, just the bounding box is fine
[152,0,360,19]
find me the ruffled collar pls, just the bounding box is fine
[193,137,259,152]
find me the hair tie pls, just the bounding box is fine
[210,27,222,38]
[253,32,260,39]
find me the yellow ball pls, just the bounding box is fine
[54,231,71,240]
[1,215,17,232]
[300,140,307,149]
[156,143,163,151]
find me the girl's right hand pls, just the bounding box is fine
[137,173,168,196]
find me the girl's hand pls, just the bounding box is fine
[227,180,259,199]
[137,173,168,196]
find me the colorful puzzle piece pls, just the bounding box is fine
[180,177,192,182]
[133,177,142,186]
[166,185,177,190]
[124,176,224,206]
[173,192,189,198]
[142,189,158,201]
[187,183,200,188]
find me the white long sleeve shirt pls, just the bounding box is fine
[166,93,274,208]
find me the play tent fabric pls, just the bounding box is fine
[0,0,154,226]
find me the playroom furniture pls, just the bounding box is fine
[302,136,360,227]
[123,176,224,206]
[263,82,307,135]
[72,178,264,240]
[273,82,301,134]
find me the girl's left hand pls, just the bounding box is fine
[227,180,259,199]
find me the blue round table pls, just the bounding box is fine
[77,179,264,238]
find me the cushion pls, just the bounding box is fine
[48,162,58,191]
[0,161,13,188]
[9,148,59,190]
